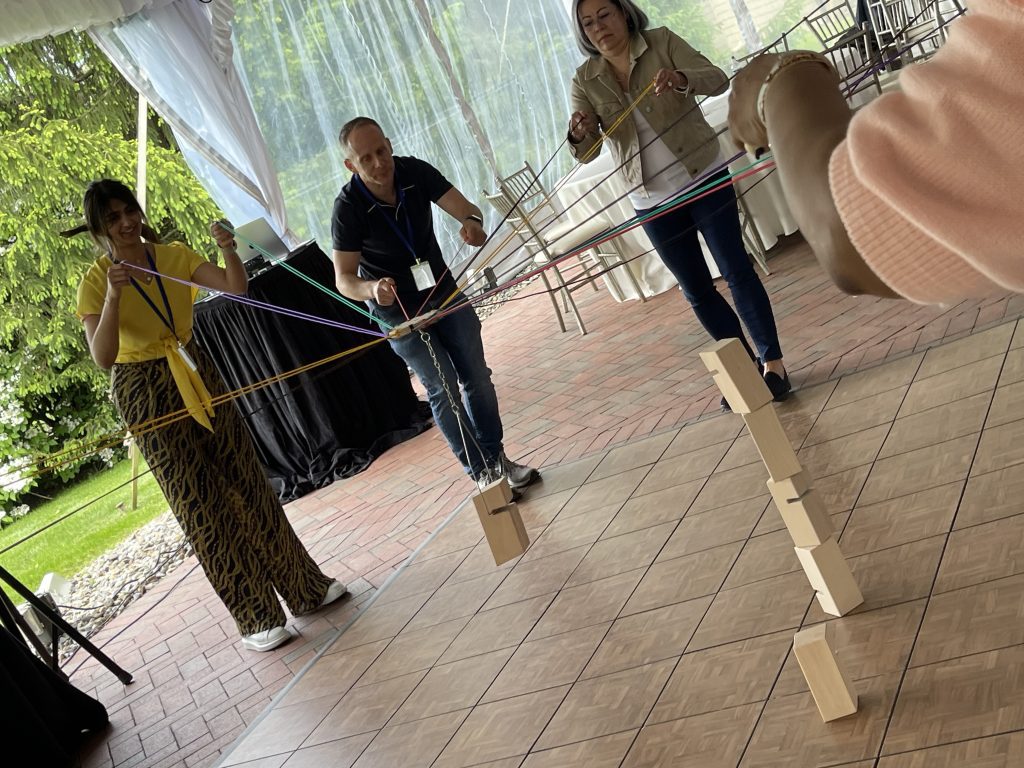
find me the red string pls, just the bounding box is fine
[430,163,773,324]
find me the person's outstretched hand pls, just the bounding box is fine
[460,219,487,247]
[727,53,780,156]
[568,111,598,143]
[373,277,397,306]
[211,220,237,251]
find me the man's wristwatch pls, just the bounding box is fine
[464,214,484,225]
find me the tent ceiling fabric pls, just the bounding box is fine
[89,0,287,235]
[0,0,178,46]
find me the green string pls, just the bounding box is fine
[218,222,392,329]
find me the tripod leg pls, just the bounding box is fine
[0,587,58,674]
[0,565,133,685]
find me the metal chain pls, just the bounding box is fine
[419,329,491,482]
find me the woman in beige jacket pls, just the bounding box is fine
[567,0,790,406]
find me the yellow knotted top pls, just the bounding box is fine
[77,242,216,430]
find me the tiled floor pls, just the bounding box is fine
[71,239,1024,767]
[210,318,1024,767]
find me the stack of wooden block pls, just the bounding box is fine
[701,338,863,723]
[700,338,863,617]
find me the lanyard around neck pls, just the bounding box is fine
[354,174,418,260]
[124,246,177,340]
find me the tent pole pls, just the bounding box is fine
[130,93,148,511]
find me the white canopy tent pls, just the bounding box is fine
[0,0,773,258]
[0,0,584,255]
[0,1,171,44]
[0,0,292,240]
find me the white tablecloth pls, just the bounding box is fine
[553,90,801,302]
[554,153,682,301]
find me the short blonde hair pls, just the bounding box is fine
[571,0,650,57]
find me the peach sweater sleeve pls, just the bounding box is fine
[827,0,1024,304]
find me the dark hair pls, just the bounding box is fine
[81,179,160,247]
[338,116,383,150]
[572,0,650,57]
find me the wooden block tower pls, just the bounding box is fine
[700,339,863,617]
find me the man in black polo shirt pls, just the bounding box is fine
[331,116,538,492]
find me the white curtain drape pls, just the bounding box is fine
[0,0,175,45]
[228,0,581,260]
[89,0,293,240]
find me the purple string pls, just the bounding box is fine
[560,148,749,255]
[126,263,387,338]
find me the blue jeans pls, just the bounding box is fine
[375,301,503,476]
[638,180,783,363]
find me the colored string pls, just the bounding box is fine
[393,290,411,323]
[2,336,388,490]
[218,222,390,329]
[436,161,773,320]
[126,263,387,338]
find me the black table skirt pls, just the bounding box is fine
[193,242,430,502]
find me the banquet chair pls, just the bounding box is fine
[869,0,945,67]
[486,162,647,334]
[483,188,586,335]
[736,32,790,65]
[806,1,882,101]
[928,0,965,43]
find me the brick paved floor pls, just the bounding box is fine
[73,237,1024,768]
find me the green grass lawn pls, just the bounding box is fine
[0,458,169,603]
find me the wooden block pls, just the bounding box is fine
[387,309,439,339]
[476,502,530,565]
[794,537,864,617]
[765,470,813,503]
[741,403,802,481]
[472,476,514,516]
[793,623,858,722]
[767,484,833,547]
[699,338,773,414]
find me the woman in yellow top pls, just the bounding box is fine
[566,0,789,408]
[76,179,346,652]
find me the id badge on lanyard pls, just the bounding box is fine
[126,248,198,373]
[410,259,436,291]
[176,342,198,372]
[355,175,432,291]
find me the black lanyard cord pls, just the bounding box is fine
[119,246,178,341]
[354,175,419,261]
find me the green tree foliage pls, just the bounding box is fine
[644,0,731,65]
[0,32,221,512]
[759,0,823,53]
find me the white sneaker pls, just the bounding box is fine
[498,453,540,490]
[241,626,292,652]
[320,579,349,609]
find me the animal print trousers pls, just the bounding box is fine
[110,341,332,636]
